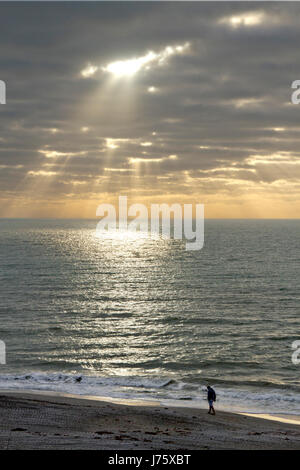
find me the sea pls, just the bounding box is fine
[0,218,299,415]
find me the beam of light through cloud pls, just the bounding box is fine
[129,154,179,164]
[27,170,58,177]
[81,42,190,79]
[43,128,62,134]
[219,11,265,28]
[104,167,134,173]
[129,157,164,164]
[245,153,300,166]
[80,63,99,78]
[105,138,131,149]
[38,149,87,158]
[103,51,157,77]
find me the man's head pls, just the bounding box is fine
[207,385,211,390]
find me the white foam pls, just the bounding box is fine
[0,373,299,415]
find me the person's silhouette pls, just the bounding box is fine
[207,385,216,415]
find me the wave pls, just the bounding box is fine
[0,372,299,415]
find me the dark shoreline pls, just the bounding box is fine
[0,391,300,449]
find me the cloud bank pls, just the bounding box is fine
[0,2,300,217]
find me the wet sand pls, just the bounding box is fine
[0,391,300,449]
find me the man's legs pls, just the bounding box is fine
[208,400,216,415]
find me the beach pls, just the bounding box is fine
[0,391,300,450]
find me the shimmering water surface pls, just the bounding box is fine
[0,218,299,414]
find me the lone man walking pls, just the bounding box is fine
[207,385,216,415]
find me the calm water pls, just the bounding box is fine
[0,218,299,414]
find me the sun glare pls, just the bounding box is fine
[220,11,265,28]
[103,53,155,77]
[98,42,190,78]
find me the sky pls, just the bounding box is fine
[1,1,300,218]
